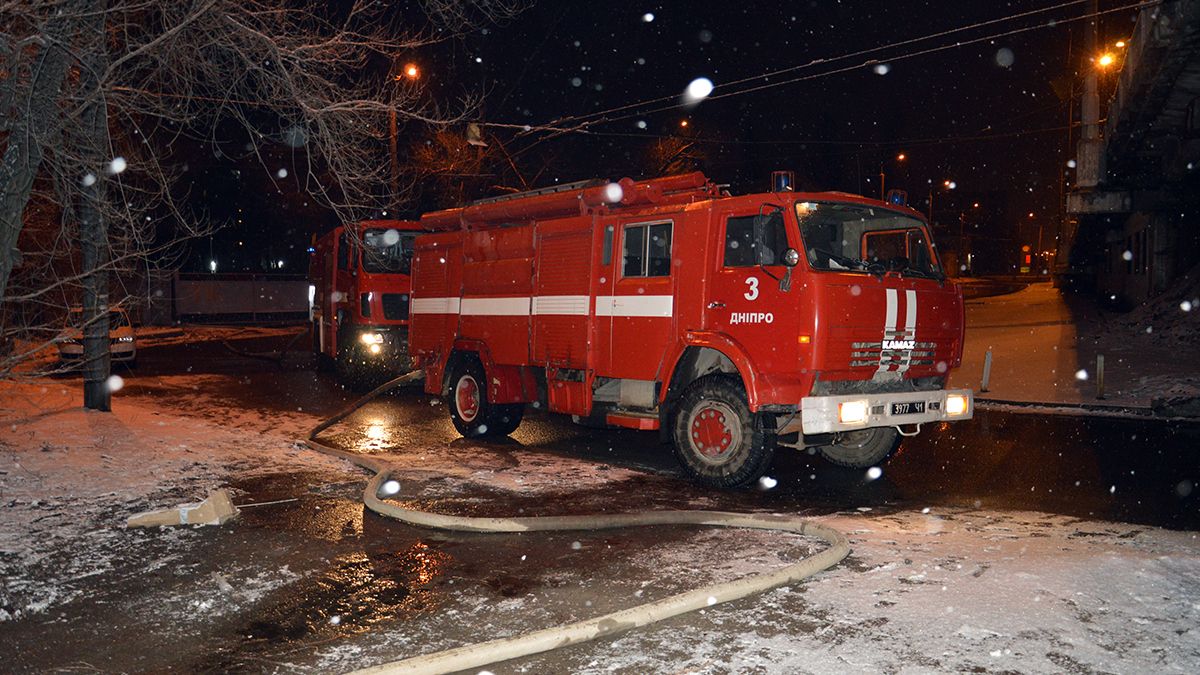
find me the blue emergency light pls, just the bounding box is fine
[771,170,795,192]
[886,189,908,206]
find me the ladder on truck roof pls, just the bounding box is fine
[420,172,719,230]
[469,179,607,207]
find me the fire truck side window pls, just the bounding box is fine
[622,221,673,277]
[337,232,350,271]
[724,212,787,267]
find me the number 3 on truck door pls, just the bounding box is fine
[744,276,759,301]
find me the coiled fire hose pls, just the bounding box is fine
[305,371,851,675]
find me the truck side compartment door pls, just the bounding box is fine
[598,217,677,379]
[532,222,592,368]
[409,236,463,374]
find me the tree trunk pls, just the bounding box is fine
[79,0,111,412]
[0,20,72,305]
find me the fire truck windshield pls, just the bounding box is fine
[361,228,415,275]
[795,202,942,278]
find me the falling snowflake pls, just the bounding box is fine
[1075,369,1089,381]
[380,480,400,496]
[276,168,288,179]
[873,63,891,75]
[106,375,124,392]
[866,466,883,481]
[642,12,654,22]
[107,157,127,174]
[81,173,96,187]
[995,48,1015,67]
[684,77,714,103]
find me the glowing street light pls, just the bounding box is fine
[896,152,906,161]
[680,119,689,128]
[1115,40,1127,49]
[1097,53,1115,68]
[398,62,420,80]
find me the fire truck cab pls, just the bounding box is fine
[409,173,973,487]
[309,219,423,387]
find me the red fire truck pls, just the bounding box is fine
[309,219,425,387]
[408,173,973,487]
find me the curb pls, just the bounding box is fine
[975,397,1200,423]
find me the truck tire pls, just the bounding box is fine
[448,357,523,437]
[671,375,776,489]
[816,428,901,468]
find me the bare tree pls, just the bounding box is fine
[0,0,526,409]
[647,136,706,177]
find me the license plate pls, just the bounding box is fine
[891,401,926,416]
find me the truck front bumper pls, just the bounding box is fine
[790,388,974,435]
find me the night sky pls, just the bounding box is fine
[187,1,1139,273]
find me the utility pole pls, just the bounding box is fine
[1077,0,1104,189]
[388,107,399,209]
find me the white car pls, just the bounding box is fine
[57,307,137,365]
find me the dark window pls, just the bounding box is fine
[622,222,673,277]
[337,232,350,271]
[382,293,410,320]
[724,212,788,267]
[360,293,372,318]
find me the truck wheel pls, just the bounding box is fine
[448,358,523,437]
[671,375,775,489]
[816,428,901,468]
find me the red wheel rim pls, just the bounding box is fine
[455,375,480,422]
[689,402,740,464]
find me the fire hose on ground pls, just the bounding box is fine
[304,370,851,675]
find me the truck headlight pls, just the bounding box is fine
[117,336,134,343]
[838,400,870,424]
[945,394,968,416]
[360,332,384,345]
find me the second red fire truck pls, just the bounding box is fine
[406,172,973,487]
[309,219,425,387]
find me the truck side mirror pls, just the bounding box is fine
[780,248,799,292]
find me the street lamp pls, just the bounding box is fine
[879,152,907,200]
[398,62,420,80]
[928,179,956,221]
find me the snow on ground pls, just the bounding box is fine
[952,282,1200,410]
[303,505,1200,674]
[0,379,352,623]
[3,312,1200,672]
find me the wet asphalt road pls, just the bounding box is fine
[130,328,1200,531]
[7,327,1199,673]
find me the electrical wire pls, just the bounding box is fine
[484,0,1156,138]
